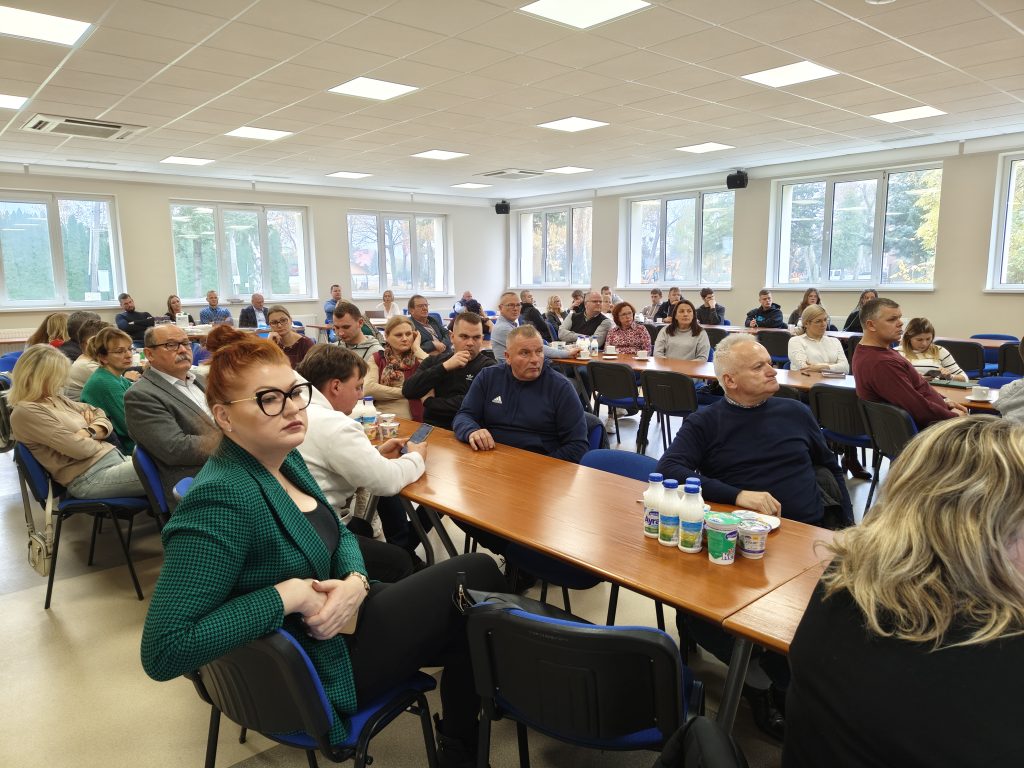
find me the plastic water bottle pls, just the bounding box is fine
[359,396,377,437]
[678,484,705,553]
[578,336,590,358]
[350,397,367,426]
[643,473,664,538]
[659,479,680,547]
[590,336,599,357]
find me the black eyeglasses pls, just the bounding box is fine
[223,382,313,417]
[146,340,191,351]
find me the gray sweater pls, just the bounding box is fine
[997,378,1024,423]
[653,329,710,361]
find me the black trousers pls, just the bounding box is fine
[346,553,505,742]
[353,533,414,583]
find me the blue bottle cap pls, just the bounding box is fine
[648,473,664,482]
[662,478,679,489]
[686,476,701,486]
[683,484,700,494]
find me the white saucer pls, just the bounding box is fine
[602,354,619,359]
[965,395,993,402]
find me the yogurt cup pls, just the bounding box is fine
[737,520,771,559]
[704,512,740,565]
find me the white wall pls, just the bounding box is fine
[1,144,1021,338]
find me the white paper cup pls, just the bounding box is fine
[605,345,617,354]
[636,350,649,359]
[972,386,990,399]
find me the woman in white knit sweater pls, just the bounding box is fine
[788,305,849,373]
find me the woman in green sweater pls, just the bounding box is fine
[80,327,139,452]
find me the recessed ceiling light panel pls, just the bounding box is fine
[161,156,214,166]
[742,61,839,88]
[521,0,650,29]
[452,182,492,189]
[676,142,735,153]
[328,77,418,100]
[327,171,372,179]
[0,94,28,110]
[225,127,292,141]
[412,150,468,160]
[870,106,946,123]
[537,116,608,132]
[545,166,592,174]
[0,5,90,45]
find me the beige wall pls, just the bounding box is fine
[1,145,1020,337]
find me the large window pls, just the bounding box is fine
[627,191,734,287]
[517,205,592,286]
[992,155,1024,289]
[774,167,942,287]
[0,193,121,306]
[170,202,311,301]
[347,211,448,296]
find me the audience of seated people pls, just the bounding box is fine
[654,299,710,361]
[491,290,576,362]
[898,316,967,381]
[843,288,878,333]
[853,298,966,428]
[544,294,567,326]
[365,315,427,420]
[653,286,682,321]
[639,288,662,320]
[787,305,847,373]
[332,301,383,361]
[375,288,401,319]
[66,318,108,401]
[518,289,553,342]
[408,295,451,356]
[58,311,101,362]
[446,299,492,335]
[80,327,141,452]
[452,290,473,314]
[10,344,145,499]
[558,291,612,348]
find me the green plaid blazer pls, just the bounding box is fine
[140,437,367,742]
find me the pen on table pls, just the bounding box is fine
[800,370,811,377]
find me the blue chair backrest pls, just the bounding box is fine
[292,320,305,330]
[0,349,24,373]
[972,334,1019,365]
[15,443,59,504]
[581,449,658,481]
[978,375,1017,389]
[133,445,169,515]
[173,477,194,503]
[428,312,443,326]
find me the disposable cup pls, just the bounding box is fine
[636,350,649,360]
[704,512,740,565]
[972,386,990,399]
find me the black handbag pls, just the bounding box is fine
[453,570,588,624]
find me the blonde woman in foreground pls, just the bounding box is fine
[784,416,1024,768]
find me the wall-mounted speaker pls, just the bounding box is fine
[726,170,748,190]
[495,200,510,214]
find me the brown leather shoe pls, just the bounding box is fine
[843,452,872,481]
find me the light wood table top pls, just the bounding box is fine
[559,352,717,378]
[938,385,999,412]
[722,561,830,654]
[398,422,834,623]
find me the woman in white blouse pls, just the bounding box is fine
[788,305,849,373]
[375,289,401,319]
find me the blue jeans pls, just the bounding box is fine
[67,450,145,499]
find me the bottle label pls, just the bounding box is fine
[643,505,660,537]
[659,512,680,545]
[678,520,703,551]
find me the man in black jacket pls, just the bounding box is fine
[519,289,553,342]
[402,312,496,429]
[115,293,155,345]
[744,289,786,329]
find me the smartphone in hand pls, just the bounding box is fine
[401,423,434,454]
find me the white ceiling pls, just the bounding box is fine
[0,0,1022,200]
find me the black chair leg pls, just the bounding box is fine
[107,512,144,600]
[516,721,531,768]
[561,586,571,612]
[239,726,247,743]
[305,750,319,768]
[204,706,220,768]
[87,513,102,566]
[477,717,492,768]
[416,692,440,768]
[539,581,548,603]
[655,600,666,631]
[606,583,619,625]
[44,513,64,610]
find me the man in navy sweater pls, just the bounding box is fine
[656,333,851,742]
[744,288,786,329]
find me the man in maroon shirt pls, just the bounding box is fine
[852,298,966,427]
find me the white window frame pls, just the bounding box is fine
[623,189,735,290]
[0,191,124,308]
[347,210,450,299]
[169,201,313,301]
[769,165,942,290]
[989,152,1024,292]
[513,203,593,288]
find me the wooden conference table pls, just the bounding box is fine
[396,421,833,732]
[699,323,1008,350]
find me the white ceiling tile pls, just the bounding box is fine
[586,82,672,106]
[289,42,394,74]
[103,0,228,43]
[472,56,571,86]
[111,95,193,118]
[328,17,444,58]
[901,16,1021,55]
[459,12,573,53]
[660,0,802,27]
[0,60,57,87]
[721,1,846,44]
[175,47,279,79]
[407,38,515,72]
[590,6,709,48]
[432,73,520,100]
[860,0,992,37]
[366,59,462,89]
[775,21,890,60]
[529,70,622,97]
[0,36,74,68]
[682,77,764,102]
[375,0,506,36]
[238,0,362,39]
[650,27,760,65]
[206,24,316,59]
[962,57,1024,82]
[816,40,920,75]
[700,46,798,78]
[527,34,635,69]
[46,70,146,97]
[588,50,690,80]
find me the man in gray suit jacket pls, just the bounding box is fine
[125,324,216,512]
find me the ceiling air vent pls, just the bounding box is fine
[479,168,543,181]
[21,114,146,141]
